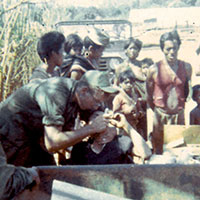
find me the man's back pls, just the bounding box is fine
[0,78,77,167]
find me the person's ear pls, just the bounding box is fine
[85,46,93,57]
[75,85,90,105]
[49,51,56,60]
[88,45,95,53]
[51,51,57,56]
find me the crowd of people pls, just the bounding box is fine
[0,27,199,199]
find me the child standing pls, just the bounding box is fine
[112,70,146,139]
[141,58,154,77]
[190,84,200,125]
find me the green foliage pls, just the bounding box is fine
[0,0,46,101]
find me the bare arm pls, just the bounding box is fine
[125,123,152,159]
[185,62,193,101]
[113,90,136,115]
[0,143,40,199]
[110,113,152,159]
[112,95,122,113]
[44,115,109,152]
[146,65,156,110]
[114,63,124,86]
[130,65,146,81]
[69,64,86,80]
[185,63,192,80]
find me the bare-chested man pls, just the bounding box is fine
[146,30,192,154]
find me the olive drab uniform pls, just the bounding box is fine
[0,142,34,200]
[29,65,52,81]
[0,77,92,167]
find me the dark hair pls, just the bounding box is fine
[124,37,142,51]
[37,31,65,62]
[118,70,135,83]
[83,36,102,50]
[141,58,154,66]
[160,30,181,51]
[64,33,83,54]
[192,84,200,101]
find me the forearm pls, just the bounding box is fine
[70,64,86,80]
[44,124,97,152]
[121,104,136,115]
[186,80,192,101]
[146,68,155,110]
[70,71,82,80]
[1,167,35,200]
[123,123,152,159]
[146,83,154,110]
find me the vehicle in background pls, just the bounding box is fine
[55,20,133,73]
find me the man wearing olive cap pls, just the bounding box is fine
[0,70,118,198]
[60,28,110,80]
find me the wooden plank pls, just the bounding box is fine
[183,125,200,144]
[164,125,200,145]
[163,125,186,144]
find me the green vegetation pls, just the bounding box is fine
[0,1,43,101]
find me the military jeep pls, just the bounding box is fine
[55,20,132,72]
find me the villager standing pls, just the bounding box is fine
[146,30,192,154]
[115,37,148,140]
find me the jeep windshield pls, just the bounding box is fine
[55,20,132,54]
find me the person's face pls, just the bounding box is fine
[53,43,64,66]
[69,46,82,56]
[163,40,179,64]
[119,78,133,93]
[89,46,105,61]
[126,42,140,61]
[77,87,107,110]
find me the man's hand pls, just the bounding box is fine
[89,114,110,134]
[27,167,40,185]
[109,113,129,130]
[14,167,40,200]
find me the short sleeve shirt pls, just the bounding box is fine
[0,77,82,166]
[29,66,51,81]
[34,77,80,130]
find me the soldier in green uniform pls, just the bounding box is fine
[0,70,118,198]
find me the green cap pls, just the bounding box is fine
[83,70,118,93]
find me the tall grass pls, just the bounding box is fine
[0,0,52,101]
